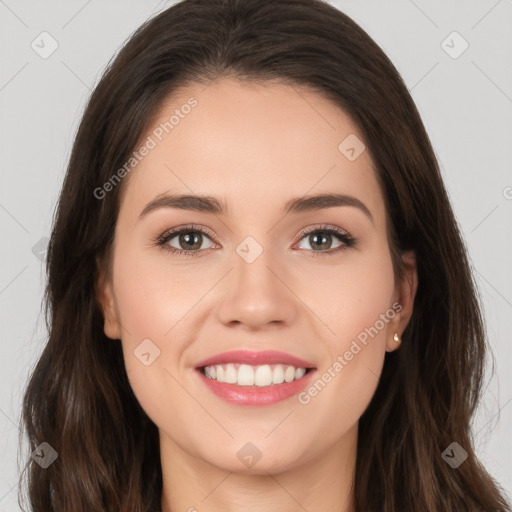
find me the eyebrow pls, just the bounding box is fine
[138,192,374,223]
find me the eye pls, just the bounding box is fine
[155,224,218,257]
[154,223,356,258]
[293,224,355,257]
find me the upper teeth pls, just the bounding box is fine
[204,363,307,387]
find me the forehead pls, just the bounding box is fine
[118,77,385,227]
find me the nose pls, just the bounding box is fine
[215,242,300,330]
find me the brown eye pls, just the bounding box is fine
[164,229,215,252]
[156,224,355,258]
[156,225,218,257]
[175,231,205,251]
[303,230,340,251]
[295,225,355,255]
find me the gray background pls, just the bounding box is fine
[1,0,511,508]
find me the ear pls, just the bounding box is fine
[386,250,418,352]
[95,256,122,340]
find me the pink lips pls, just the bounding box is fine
[194,350,317,406]
[197,369,317,406]
[194,350,316,369]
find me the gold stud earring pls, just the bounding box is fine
[386,332,401,352]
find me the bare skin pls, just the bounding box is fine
[97,77,417,512]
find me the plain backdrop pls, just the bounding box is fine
[0,0,511,509]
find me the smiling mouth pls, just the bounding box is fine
[198,363,314,387]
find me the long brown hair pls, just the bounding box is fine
[19,0,511,510]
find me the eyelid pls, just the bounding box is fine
[157,224,219,244]
[293,223,352,244]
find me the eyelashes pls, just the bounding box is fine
[154,224,218,257]
[154,223,356,258]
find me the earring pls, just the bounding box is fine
[386,332,401,353]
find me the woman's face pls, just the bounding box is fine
[97,77,416,474]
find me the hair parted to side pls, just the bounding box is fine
[19,0,511,511]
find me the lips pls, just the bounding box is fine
[197,368,317,406]
[194,350,316,369]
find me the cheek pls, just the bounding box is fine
[330,247,396,374]
[111,244,202,345]
[292,240,396,345]
[295,247,396,424]
[109,246,198,424]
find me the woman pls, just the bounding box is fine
[20,0,511,511]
